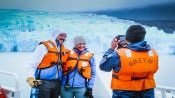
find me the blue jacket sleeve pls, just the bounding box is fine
[87,56,96,89]
[99,48,121,72]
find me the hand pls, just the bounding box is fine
[84,88,94,98]
[111,37,120,50]
[26,77,42,87]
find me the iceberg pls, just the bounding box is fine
[0,9,175,55]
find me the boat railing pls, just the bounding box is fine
[156,85,175,98]
[0,71,20,98]
[1,70,175,98]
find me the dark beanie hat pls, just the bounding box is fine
[125,25,146,43]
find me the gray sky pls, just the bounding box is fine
[0,0,175,12]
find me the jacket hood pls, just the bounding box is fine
[51,29,67,40]
[127,41,151,51]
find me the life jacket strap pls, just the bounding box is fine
[79,59,89,61]
[67,57,77,60]
[112,74,149,81]
[64,66,72,89]
[79,68,85,73]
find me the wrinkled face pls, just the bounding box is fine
[56,33,67,44]
[75,43,86,52]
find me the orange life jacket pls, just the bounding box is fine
[63,50,93,79]
[111,48,158,91]
[37,40,69,69]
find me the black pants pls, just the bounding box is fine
[31,80,60,98]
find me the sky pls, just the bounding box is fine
[0,0,175,12]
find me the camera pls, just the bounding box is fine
[33,80,42,87]
[116,35,125,42]
[116,35,127,48]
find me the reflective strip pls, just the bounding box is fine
[70,50,74,54]
[82,61,88,67]
[125,49,132,57]
[48,43,54,48]
[85,52,89,56]
[148,50,153,56]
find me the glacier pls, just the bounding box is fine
[0,9,175,55]
[1,9,175,98]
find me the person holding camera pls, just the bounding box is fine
[26,30,69,98]
[60,35,96,98]
[99,25,159,98]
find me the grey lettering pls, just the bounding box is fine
[138,58,142,63]
[128,58,154,66]
[129,61,133,66]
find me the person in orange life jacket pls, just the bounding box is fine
[99,25,159,98]
[60,35,96,98]
[26,30,69,98]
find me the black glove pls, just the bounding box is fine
[84,88,94,98]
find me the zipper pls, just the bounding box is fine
[71,67,77,87]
